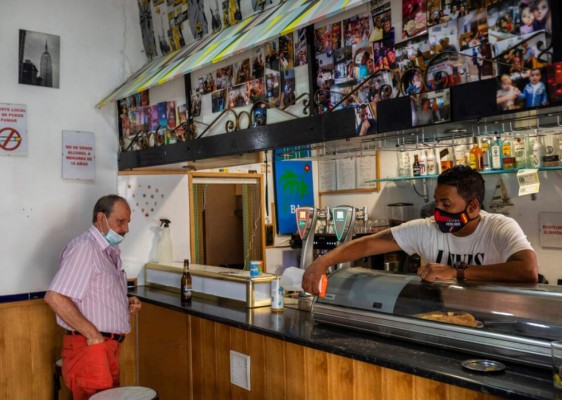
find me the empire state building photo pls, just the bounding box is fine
[19,29,60,88]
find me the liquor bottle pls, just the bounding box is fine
[480,136,491,170]
[513,134,527,168]
[490,136,503,170]
[426,149,437,175]
[412,154,421,176]
[418,151,427,176]
[532,136,544,168]
[454,142,467,166]
[181,259,192,304]
[542,134,560,167]
[502,133,513,157]
[468,137,483,171]
[527,133,539,168]
[439,147,453,173]
[397,144,411,177]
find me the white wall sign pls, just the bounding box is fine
[539,212,562,249]
[0,103,27,156]
[62,130,95,180]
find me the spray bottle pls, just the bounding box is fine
[157,218,173,264]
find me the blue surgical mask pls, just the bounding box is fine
[103,215,124,246]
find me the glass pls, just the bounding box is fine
[552,341,562,389]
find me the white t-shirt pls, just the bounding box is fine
[391,211,533,266]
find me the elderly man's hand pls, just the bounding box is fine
[128,296,142,314]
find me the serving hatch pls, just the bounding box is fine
[312,267,562,369]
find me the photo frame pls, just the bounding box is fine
[19,29,60,88]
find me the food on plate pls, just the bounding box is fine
[416,311,480,327]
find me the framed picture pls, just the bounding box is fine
[19,29,60,88]
[273,149,314,235]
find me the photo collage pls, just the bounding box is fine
[118,90,190,149]
[194,30,303,114]
[312,0,557,136]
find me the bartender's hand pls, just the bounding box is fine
[302,261,327,295]
[128,296,142,314]
[417,263,456,282]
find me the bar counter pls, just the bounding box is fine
[131,286,558,400]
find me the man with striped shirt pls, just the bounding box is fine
[45,194,141,400]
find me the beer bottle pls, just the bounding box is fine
[181,259,192,304]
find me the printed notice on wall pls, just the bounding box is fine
[318,160,336,192]
[356,156,377,189]
[517,169,540,196]
[539,212,562,249]
[336,158,356,191]
[62,130,95,181]
[0,103,27,156]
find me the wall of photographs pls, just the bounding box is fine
[313,0,557,137]
[120,0,560,154]
[138,0,283,60]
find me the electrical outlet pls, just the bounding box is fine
[230,350,251,391]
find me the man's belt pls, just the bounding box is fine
[66,330,126,343]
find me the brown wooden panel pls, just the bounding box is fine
[327,353,354,400]
[263,336,285,400]
[138,303,189,400]
[414,375,447,400]
[381,367,414,400]
[191,316,205,400]
[247,331,265,400]
[447,385,505,400]
[29,302,58,400]
[0,306,7,400]
[353,359,383,400]
[119,314,137,386]
[285,341,306,400]
[4,303,33,399]
[230,326,249,400]
[214,321,231,399]
[304,347,328,400]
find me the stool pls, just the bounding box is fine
[53,359,62,400]
[90,386,159,400]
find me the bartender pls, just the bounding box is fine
[302,165,538,295]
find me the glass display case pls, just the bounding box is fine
[312,267,562,369]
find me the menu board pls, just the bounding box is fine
[356,156,377,188]
[317,153,378,192]
[318,160,336,192]
[336,158,356,190]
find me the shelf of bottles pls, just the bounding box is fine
[368,126,562,183]
[370,166,562,183]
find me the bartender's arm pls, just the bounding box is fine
[302,229,401,295]
[418,249,538,283]
[44,291,105,345]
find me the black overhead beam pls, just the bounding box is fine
[118,108,356,170]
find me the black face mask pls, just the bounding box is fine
[433,205,474,233]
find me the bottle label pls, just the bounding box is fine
[271,278,283,311]
[491,145,501,169]
[182,286,192,301]
[250,261,262,277]
[427,160,436,174]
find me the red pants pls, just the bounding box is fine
[61,334,120,400]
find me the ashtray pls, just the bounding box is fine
[461,359,506,373]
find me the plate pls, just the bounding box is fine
[461,359,506,373]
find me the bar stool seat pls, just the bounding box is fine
[90,386,159,400]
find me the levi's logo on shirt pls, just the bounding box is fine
[436,250,484,266]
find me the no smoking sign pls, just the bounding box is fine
[0,103,27,156]
[0,127,22,151]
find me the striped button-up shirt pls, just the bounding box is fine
[49,226,130,334]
